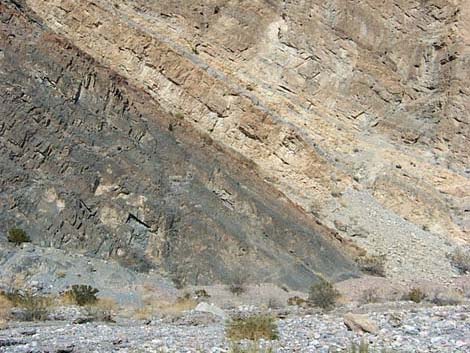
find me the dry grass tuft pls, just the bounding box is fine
[133,295,197,320]
[404,288,426,303]
[356,254,386,277]
[91,297,118,312]
[0,294,13,326]
[449,247,470,274]
[228,272,248,296]
[226,315,278,341]
[2,289,53,321]
[229,342,275,353]
[361,288,381,304]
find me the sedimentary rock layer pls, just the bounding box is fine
[1,0,469,282]
[0,0,357,289]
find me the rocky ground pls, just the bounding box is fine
[1,301,469,353]
[1,244,469,352]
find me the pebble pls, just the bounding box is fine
[0,305,469,352]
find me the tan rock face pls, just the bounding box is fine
[5,0,470,281]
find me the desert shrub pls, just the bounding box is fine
[84,305,115,323]
[430,290,463,306]
[341,341,400,353]
[229,342,274,353]
[133,294,197,320]
[228,271,247,296]
[62,285,99,306]
[195,289,210,300]
[361,288,380,304]
[355,254,386,277]
[308,278,340,310]
[89,297,118,316]
[449,247,470,274]
[174,294,197,310]
[3,289,51,321]
[348,340,371,353]
[0,293,13,324]
[266,297,282,309]
[7,228,30,245]
[404,288,426,303]
[287,296,307,307]
[116,248,154,273]
[226,315,278,341]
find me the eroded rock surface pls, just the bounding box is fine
[0,0,357,289]
[1,0,469,284]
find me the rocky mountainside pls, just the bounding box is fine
[1,0,469,288]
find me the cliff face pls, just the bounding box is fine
[1,0,469,285]
[0,0,357,289]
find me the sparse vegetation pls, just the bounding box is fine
[347,341,371,353]
[229,342,275,353]
[340,341,399,353]
[287,296,307,307]
[62,285,99,306]
[2,289,52,321]
[228,271,247,296]
[84,303,115,323]
[116,248,154,273]
[195,289,210,300]
[308,278,340,310]
[7,227,30,245]
[430,290,463,306]
[404,288,426,303]
[226,315,279,341]
[133,294,197,320]
[0,293,13,325]
[361,288,380,304]
[266,297,282,309]
[449,247,470,274]
[356,254,386,277]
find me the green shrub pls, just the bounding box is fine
[63,285,99,306]
[7,228,30,245]
[226,315,278,341]
[404,288,426,303]
[308,278,340,310]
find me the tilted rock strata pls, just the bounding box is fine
[0,0,357,289]
[18,0,470,278]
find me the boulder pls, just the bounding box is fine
[194,302,227,320]
[344,313,378,334]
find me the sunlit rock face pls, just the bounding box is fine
[1,0,469,284]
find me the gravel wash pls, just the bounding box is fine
[1,304,469,353]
